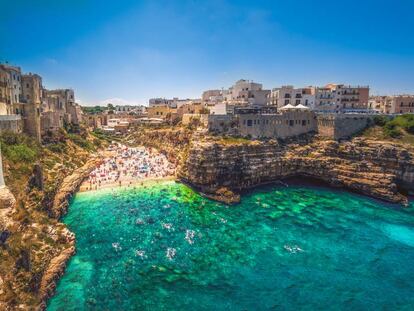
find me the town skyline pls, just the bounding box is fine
[1,0,414,105]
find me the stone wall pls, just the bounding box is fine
[317,114,374,140]
[182,113,209,126]
[208,110,317,139]
[0,115,23,133]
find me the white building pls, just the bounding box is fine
[202,90,223,106]
[223,79,270,107]
[0,64,22,114]
[314,84,370,113]
[209,102,229,115]
[369,95,414,114]
[267,86,316,109]
[115,105,146,115]
[149,97,200,109]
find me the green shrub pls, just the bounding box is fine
[5,145,37,163]
[67,133,95,151]
[47,143,67,154]
[373,115,388,126]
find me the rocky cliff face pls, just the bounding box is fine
[0,187,16,210]
[50,156,102,219]
[128,127,195,166]
[178,137,414,205]
[0,131,106,311]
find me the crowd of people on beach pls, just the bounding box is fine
[85,143,175,191]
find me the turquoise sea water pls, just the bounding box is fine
[48,181,414,310]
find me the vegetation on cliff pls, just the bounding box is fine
[0,128,107,310]
[362,115,414,144]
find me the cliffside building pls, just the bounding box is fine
[314,84,369,113]
[41,88,82,134]
[20,74,42,142]
[202,90,223,106]
[317,114,374,140]
[267,86,316,109]
[208,106,317,139]
[368,95,414,114]
[149,97,200,109]
[223,79,270,107]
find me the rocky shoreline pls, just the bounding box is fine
[178,137,414,206]
[37,156,103,310]
[4,128,414,310]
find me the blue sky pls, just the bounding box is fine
[1,0,413,106]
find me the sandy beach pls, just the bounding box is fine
[79,143,176,192]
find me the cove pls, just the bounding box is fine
[47,181,414,310]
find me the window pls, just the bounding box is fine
[302,120,306,126]
[289,120,294,126]
[247,120,253,126]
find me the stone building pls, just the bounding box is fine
[41,89,82,134]
[147,106,173,120]
[368,95,414,114]
[0,64,23,116]
[208,106,317,139]
[223,79,270,107]
[0,67,11,115]
[317,114,374,140]
[267,86,316,109]
[314,84,370,113]
[149,97,200,109]
[114,105,146,115]
[20,74,42,142]
[0,64,22,113]
[0,115,23,133]
[83,114,108,129]
[368,96,390,113]
[201,90,223,106]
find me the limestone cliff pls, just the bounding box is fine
[50,156,102,219]
[128,127,194,165]
[0,130,106,310]
[178,137,414,205]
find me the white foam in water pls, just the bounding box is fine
[185,230,195,244]
[284,244,304,253]
[162,223,173,231]
[135,250,147,258]
[112,242,122,251]
[166,247,176,260]
[382,224,414,247]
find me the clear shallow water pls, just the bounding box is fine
[48,181,414,310]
